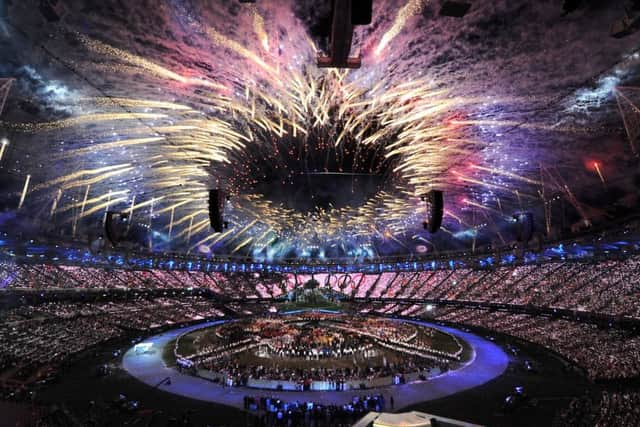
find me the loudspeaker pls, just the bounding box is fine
[105,211,129,246]
[513,212,534,243]
[208,189,226,233]
[351,0,372,25]
[423,190,443,233]
[39,0,66,22]
[88,233,106,255]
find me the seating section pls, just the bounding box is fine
[2,256,640,318]
[2,257,640,425]
[553,391,640,427]
[425,307,640,380]
[0,297,225,387]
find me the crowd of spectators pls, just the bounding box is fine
[1,264,279,300]
[4,256,640,382]
[4,256,640,320]
[0,296,225,389]
[426,307,640,380]
[346,257,640,320]
[553,391,640,427]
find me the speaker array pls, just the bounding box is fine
[422,190,444,233]
[104,211,129,246]
[513,212,534,243]
[208,189,227,233]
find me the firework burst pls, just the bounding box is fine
[0,0,613,261]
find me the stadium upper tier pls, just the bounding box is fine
[2,255,640,320]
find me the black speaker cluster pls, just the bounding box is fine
[422,190,444,233]
[209,189,229,233]
[513,211,534,243]
[104,211,130,246]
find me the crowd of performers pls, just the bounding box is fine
[180,315,455,389]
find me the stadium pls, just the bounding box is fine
[1,0,640,426]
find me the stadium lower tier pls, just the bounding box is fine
[1,294,640,426]
[420,306,640,381]
[0,296,638,388]
[553,391,640,426]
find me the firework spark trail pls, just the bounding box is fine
[375,0,426,56]
[55,189,126,215]
[4,3,580,260]
[53,137,166,158]
[92,98,193,111]
[0,140,7,163]
[59,168,137,192]
[18,175,31,210]
[462,198,513,221]
[50,189,63,218]
[593,162,606,184]
[207,27,278,76]
[251,7,270,52]
[79,35,226,90]
[30,165,133,192]
[448,119,606,133]
[172,214,209,239]
[7,113,169,132]
[469,165,543,186]
[452,171,538,199]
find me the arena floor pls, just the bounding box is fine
[34,317,594,426]
[122,318,509,410]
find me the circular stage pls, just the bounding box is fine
[174,313,469,391]
[122,314,509,410]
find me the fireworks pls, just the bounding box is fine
[17,174,30,210]
[0,0,613,261]
[0,138,8,163]
[375,0,426,56]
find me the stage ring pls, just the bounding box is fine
[122,318,509,410]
